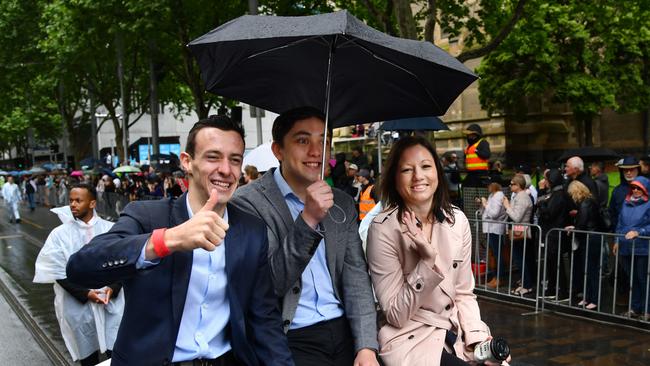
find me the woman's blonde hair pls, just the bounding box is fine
[568,180,592,203]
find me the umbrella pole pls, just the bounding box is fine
[377,129,382,175]
[321,35,337,179]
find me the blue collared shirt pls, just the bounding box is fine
[273,168,343,329]
[136,195,231,361]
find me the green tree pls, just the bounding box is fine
[477,0,650,146]
[0,0,61,165]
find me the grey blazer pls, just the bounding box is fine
[231,168,378,352]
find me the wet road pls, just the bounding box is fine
[1,200,649,365]
[0,203,73,365]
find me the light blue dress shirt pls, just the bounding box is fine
[273,168,343,329]
[136,195,231,361]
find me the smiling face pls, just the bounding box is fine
[180,127,243,211]
[272,116,329,190]
[396,144,438,212]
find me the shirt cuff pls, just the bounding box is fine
[135,238,160,269]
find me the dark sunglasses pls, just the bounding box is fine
[509,182,516,186]
[631,186,642,191]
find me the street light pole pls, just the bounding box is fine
[116,32,129,165]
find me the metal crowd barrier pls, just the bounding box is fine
[542,228,649,325]
[95,192,165,221]
[469,210,649,328]
[468,212,543,313]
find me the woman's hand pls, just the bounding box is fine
[480,197,488,207]
[564,225,575,231]
[612,243,619,255]
[469,336,512,366]
[502,197,510,209]
[402,211,438,267]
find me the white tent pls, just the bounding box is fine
[243,141,278,172]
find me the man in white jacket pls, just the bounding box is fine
[2,175,22,223]
[34,183,124,365]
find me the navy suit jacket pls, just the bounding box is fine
[66,193,293,366]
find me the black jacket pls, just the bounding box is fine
[573,197,601,242]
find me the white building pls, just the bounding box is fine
[97,104,278,165]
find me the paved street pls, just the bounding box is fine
[0,288,51,364]
[0,200,649,365]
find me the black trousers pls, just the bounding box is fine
[80,350,111,366]
[441,350,470,366]
[286,317,355,366]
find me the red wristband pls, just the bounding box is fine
[152,228,171,258]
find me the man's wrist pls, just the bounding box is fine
[356,348,377,357]
[300,212,319,229]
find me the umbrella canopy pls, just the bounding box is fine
[113,165,141,174]
[558,147,620,163]
[28,166,47,174]
[379,116,449,131]
[70,170,84,177]
[243,142,279,172]
[189,10,477,128]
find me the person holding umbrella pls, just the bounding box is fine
[233,107,379,366]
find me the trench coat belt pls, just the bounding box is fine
[411,309,453,330]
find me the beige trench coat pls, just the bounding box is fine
[367,207,490,366]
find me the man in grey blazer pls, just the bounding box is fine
[232,107,378,366]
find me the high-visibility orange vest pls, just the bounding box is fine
[464,139,489,171]
[359,184,376,220]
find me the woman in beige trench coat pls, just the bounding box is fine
[367,136,509,366]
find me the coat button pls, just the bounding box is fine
[453,263,458,268]
[408,335,414,340]
[292,287,300,294]
[283,320,290,326]
[445,304,451,310]
[415,283,422,290]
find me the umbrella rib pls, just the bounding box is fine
[346,38,443,113]
[245,35,325,60]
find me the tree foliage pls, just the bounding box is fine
[477,0,650,146]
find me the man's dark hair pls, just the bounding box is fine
[72,182,97,200]
[272,106,328,146]
[186,115,245,157]
[352,146,363,154]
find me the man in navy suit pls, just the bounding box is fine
[67,116,294,366]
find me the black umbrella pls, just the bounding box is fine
[189,10,475,126]
[189,10,476,174]
[379,116,449,131]
[558,147,620,163]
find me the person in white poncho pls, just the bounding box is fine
[34,183,124,365]
[2,175,21,223]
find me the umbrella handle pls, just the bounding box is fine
[327,203,347,224]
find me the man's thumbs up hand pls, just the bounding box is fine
[148,189,229,259]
